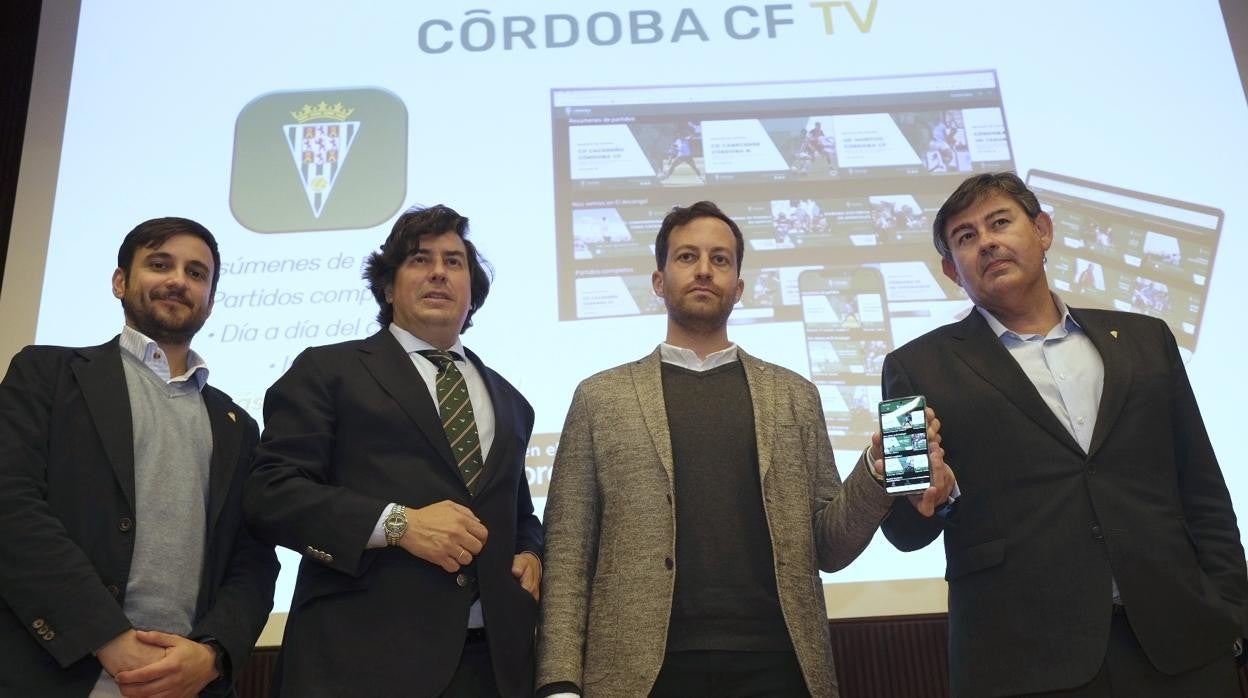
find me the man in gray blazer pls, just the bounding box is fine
[537,201,955,697]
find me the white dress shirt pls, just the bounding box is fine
[658,341,739,371]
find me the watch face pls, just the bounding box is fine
[384,513,406,536]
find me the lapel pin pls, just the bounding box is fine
[227,411,237,422]
[1110,330,1118,339]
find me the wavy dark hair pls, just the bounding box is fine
[363,204,493,331]
[932,172,1042,260]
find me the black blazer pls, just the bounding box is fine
[245,330,542,698]
[0,339,279,697]
[881,308,1247,697]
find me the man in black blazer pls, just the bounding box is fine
[879,173,1247,697]
[245,205,542,697]
[0,218,278,697]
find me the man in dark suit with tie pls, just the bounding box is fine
[0,217,278,697]
[879,172,1247,696]
[245,205,542,697]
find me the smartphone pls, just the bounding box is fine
[799,266,892,450]
[878,395,931,495]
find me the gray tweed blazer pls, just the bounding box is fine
[537,348,891,697]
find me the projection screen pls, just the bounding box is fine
[4,1,1246,640]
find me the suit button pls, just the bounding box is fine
[31,618,45,630]
[118,517,133,532]
[456,573,468,588]
[43,630,56,640]
[1091,525,1104,542]
[664,557,674,570]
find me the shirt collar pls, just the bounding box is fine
[977,293,1083,341]
[658,342,739,372]
[118,325,209,389]
[389,323,467,362]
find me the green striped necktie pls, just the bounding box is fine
[418,350,484,494]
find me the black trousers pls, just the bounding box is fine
[649,649,809,697]
[440,630,501,698]
[1018,608,1239,698]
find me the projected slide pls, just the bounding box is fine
[1027,170,1223,359]
[10,1,1246,618]
[800,267,891,449]
[553,71,1013,322]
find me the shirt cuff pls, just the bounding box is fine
[536,682,581,698]
[366,503,396,549]
[860,444,885,484]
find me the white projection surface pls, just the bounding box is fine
[7,1,1248,624]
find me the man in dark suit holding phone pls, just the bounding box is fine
[879,172,1247,697]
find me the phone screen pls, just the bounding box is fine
[879,395,931,495]
[799,267,892,450]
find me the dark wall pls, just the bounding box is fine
[229,615,1248,697]
[1225,0,1248,109]
[0,0,41,294]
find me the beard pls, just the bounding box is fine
[121,286,209,346]
[665,287,735,336]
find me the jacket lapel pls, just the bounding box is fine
[465,347,514,495]
[739,350,775,480]
[632,349,675,482]
[1072,309,1132,459]
[201,387,243,535]
[949,311,1084,456]
[357,330,459,474]
[72,339,137,509]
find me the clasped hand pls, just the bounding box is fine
[99,628,219,698]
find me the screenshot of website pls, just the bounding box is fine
[552,71,1015,321]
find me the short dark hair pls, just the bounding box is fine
[654,200,745,272]
[363,204,493,331]
[932,172,1043,259]
[117,217,221,293]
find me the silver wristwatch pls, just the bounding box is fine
[383,504,408,546]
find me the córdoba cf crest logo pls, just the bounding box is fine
[284,102,359,218]
[232,87,406,233]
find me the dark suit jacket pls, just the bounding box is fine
[0,338,279,698]
[244,329,542,698]
[881,308,1247,697]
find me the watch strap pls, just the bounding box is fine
[384,504,408,546]
[197,635,229,679]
